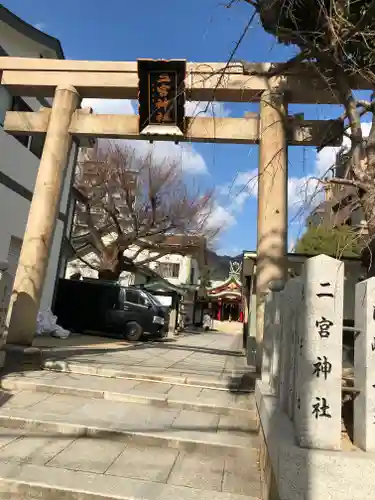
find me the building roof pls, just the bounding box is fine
[0,5,64,59]
[206,275,242,299]
[243,250,361,264]
[142,279,185,295]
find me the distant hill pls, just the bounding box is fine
[206,250,242,281]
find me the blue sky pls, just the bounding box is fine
[5,0,353,255]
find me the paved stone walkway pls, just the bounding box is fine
[0,330,260,500]
[35,330,254,389]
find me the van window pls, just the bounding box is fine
[140,292,153,307]
[125,289,140,304]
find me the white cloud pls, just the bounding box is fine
[80,98,208,174]
[217,169,258,206]
[230,191,250,212]
[129,140,208,174]
[185,101,230,118]
[81,98,230,119]
[287,175,323,212]
[219,165,322,216]
[316,121,372,178]
[234,170,258,195]
[33,22,46,31]
[207,204,237,230]
[218,120,373,217]
[81,98,135,115]
[213,170,258,230]
[217,246,241,257]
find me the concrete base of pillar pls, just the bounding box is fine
[2,344,42,372]
[255,380,374,500]
[168,309,177,336]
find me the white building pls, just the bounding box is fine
[67,240,199,289]
[0,5,78,322]
[66,238,200,325]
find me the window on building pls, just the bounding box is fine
[0,93,47,158]
[10,97,32,148]
[155,262,180,279]
[29,134,46,159]
[0,86,12,126]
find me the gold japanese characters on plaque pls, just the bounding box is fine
[137,59,186,136]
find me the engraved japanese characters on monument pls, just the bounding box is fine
[137,59,186,136]
[354,277,375,451]
[295,254,344,450]
[279,277,303,418]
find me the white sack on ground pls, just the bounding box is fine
[36,308,71,339]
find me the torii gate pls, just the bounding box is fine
[0,57,344,368]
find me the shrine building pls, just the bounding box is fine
[194,261,244,325]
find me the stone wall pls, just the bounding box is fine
[256,254,375,499]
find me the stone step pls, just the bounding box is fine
[0,413,257,454]
[42,359,256,392]
[0,389,258,454]
[0,460,261,500]
[1,372,255,417]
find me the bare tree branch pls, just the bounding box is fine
[71,142,220,280]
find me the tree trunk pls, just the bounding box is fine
[98,269,121,281]
[98,246,124,281]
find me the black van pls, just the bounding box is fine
[54,278,169,341]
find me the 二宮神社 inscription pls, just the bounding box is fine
[295,255,343,450]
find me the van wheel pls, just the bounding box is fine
[124,321,143,341]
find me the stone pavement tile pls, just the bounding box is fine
[53,373,140,393]
[172,410,219,432]
[158,351,191,360]
[4,370,61,380]
[157,370,185,378]
[0,461,257,500]
[131,382,172,394]
[137,363,175,371]
[27,394,83,415]
[112,405,180,432]
[222,451,261,497]
[0,390,16,406]
[0,427,25,449]
[234,394,255,410]
[218,414,258,434]
[140,358,176,367]
[1,390,50,410]
[106,443,178,482]
[168,368,223,379]
[167,385,203,401]
[48,437,126,473]
[167,450,225,491]
[0,434,73,465]
[184,365,225,375]
[68,398,138,424]
[70,398,180,431]
[118,365,167,374]
[198,389,238,406]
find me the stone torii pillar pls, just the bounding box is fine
[5,85,81,346]
[255,90,288,373]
